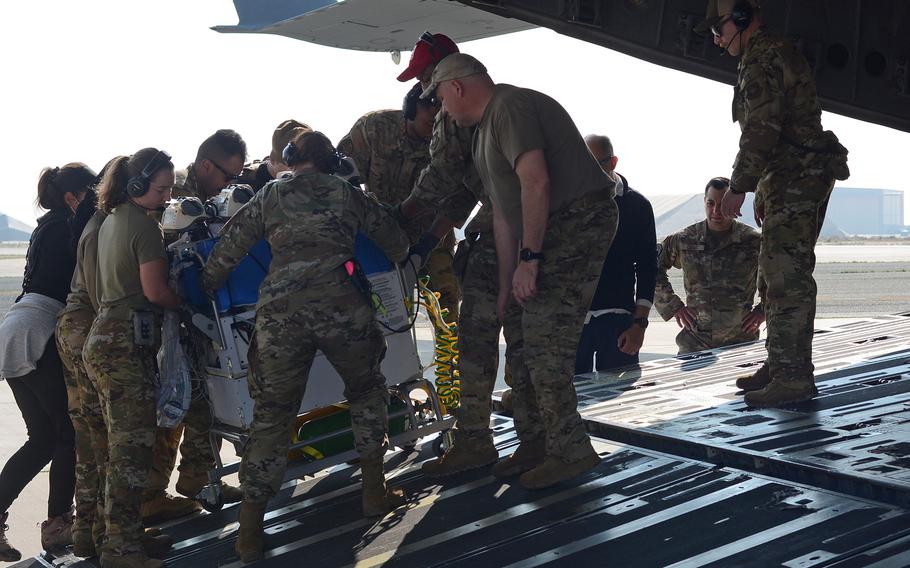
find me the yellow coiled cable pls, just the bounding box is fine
[417,276,460,410]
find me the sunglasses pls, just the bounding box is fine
[208,158,239,182]
[711,15,732,37]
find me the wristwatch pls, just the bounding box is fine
[633,317,649,329]
[519,248,545,263]
[729,186,746,195]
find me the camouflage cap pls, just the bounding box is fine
[694,0,760,34]
[270,119,312,164]
[420,53,487,99]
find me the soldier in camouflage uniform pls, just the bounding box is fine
[144,130,249,521]
[390,33,540,479]
[338,88,463,320]
[654,177,764,354]
[201,131,409,564]
[427,54,618,489]
[82,148,180,568]
[56,195,107,557]
[703,0,849,406]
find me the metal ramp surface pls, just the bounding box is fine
[571,314,910,508]
[16,418,910,568]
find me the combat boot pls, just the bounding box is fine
[140,529,173,559]
[735,363,770,391]
[72,529,96,558]
[141,491,202,524]
[177,475,243,504]
[492,438,546,478]
[100,552,164,568]
[499,389,514,413]
[235,501,267,564]
[361,460,406,517]
[744,380,817,408]
[421,434,498,477]
[519,451,601,490]
[41,509,73,551]
[0,512,22,562]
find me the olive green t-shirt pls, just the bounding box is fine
[472,84,613,240]
[96,201,166,316]
[61,210,107,315]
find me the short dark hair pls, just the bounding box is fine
[585,134,613,158]
[196,129,247,164]
[704,176,730,194]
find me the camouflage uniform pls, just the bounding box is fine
[338,109,461,320]
[145,165,219,498]
[56,211,106,549]
[403,113,532,447]
[453,203,540,443]
[235,160,274,192]
[731,29,848,383]
[82,201,166,557]
[202,172,409,504]
[508,192,617,462]
[654,220,762,354]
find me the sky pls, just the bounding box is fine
[2,0,907,228]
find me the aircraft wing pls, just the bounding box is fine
[212,0,534,52]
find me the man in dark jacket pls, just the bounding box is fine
[575,135,656,373]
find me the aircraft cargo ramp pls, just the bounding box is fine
[15,314,910,567]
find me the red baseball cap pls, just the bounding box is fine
[396,32,459,82]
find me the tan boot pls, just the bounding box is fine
[745,380,817,408]
[736,363,770,392]
[100,552,164,568]
[140,530,173,559]
[492,439,546,478]
[40,509,73,551]
[361,460,406,517]
[235,501,267,564]
[72,529,96,558]
[0,512,22,562]
[519,451,601,490]
[499,389,514,413]
[421,435,498,477]
[141,491,202,524]
[177,475,243,505]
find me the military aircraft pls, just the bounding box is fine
[213,0,910,133]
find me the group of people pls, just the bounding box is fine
[0,0,850,565]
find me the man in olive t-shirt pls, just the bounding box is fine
[424,53,619,489]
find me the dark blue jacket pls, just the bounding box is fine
[589,174,657,313]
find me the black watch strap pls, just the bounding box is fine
[519,248,545,262]
[633,317,649,329]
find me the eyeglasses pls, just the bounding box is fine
[207,158,239,182]
[711,15,731,37]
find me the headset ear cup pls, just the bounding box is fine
[731,1,753,30]
[126,176,147,198]
[403,83,422,122]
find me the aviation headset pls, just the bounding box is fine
[282,141,344,175]
[126,150,173,198]
[418,31,444,60]
[730,1,754,31]
[402,82,424,121]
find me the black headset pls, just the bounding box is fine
[126,150,173,198]
[418,31,442,60]
[282,141,345,175]
[402,82,423,121]
[730,1,754,31]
